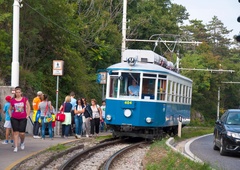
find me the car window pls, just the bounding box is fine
[227,112,240,125]
[220,112,228,122]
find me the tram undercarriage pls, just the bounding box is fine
[110,125,179,140]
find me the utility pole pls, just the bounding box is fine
[11,0,22,87]
[217,87,220,120]
[121,0,127,61]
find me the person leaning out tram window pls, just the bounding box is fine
[128,80,140,96]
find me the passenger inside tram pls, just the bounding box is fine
[128,80,140,96]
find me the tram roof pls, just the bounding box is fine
[107,62,192,82]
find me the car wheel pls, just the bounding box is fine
[213,139,219,150]
[220,137,226,156]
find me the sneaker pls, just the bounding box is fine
[13,147,18,152]
[86,134,89,138]
[20,143,25,150]
[2,140,8,144]
[75,134,78,139]
[77,135,81,138]
[33,136,41,139]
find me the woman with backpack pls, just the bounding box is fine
[82,98,92,137]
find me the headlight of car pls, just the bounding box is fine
[227,131,240,139]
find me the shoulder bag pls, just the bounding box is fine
[56,103,65,122]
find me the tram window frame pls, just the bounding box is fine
[172,82,176,102]
[142,77,156,100]
[157,78,167,101]
[175,83,179,102]
[179,84,182,103]
[119,72,130,96]
[117,72,141,98]
[167,80,172,102]
[108,74,119,98]
[187,86,192,104]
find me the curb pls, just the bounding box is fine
[185,133,213,163]
[166,134,214,164]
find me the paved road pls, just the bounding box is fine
[190,134,240,170]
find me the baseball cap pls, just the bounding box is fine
[37,91,43,95]
[5,96,12,102]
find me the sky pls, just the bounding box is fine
[172,0,240,40]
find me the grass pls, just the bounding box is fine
[95,134,113,141]
[175,126,214,141]
[47,144,70,151]
[144,126,214,170]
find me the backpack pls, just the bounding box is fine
[84,104,92,118]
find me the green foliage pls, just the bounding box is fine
[146,139,212,170]
[175,126,213,141]
[0,0,240,122]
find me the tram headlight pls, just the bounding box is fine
[146,117,152,123]
[124,109,132,117]
[106,115,112,121]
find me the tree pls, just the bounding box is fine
[206,16,232,57]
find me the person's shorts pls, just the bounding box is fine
[4,120,12,128]
[11,117,27,132]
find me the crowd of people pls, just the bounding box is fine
[0,88,107,152]
[59,94,105,139]
[0,79,139,153]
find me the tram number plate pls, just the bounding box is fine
[121,101,135,109]
[124,101,132,104]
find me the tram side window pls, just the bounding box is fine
[172,82,176,102]
[157,79,166,100]
[142,78,155,99]
[179,84,182,103]
[188,87,192,104]
[109,76,118,98]
[175,83,179,102]
[183,85,187,103]
[167,80,172,101]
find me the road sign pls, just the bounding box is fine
[53,60,64,76]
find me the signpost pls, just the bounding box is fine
[53,60,64,135]
[97,71,107,100]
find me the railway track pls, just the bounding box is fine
[60,138,150,170]
[10,137,150,170]
[102,141,149,170]
[11,138,99,170]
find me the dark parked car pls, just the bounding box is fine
[213,109,240,156]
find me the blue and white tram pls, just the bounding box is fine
[104,49,192,139]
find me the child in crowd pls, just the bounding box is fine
[2,96,13,145]
[100,100,106,132]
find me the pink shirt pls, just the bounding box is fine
[11,97,28,119]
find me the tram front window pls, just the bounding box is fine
[109,76,118,98]
[119,73,140,98]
